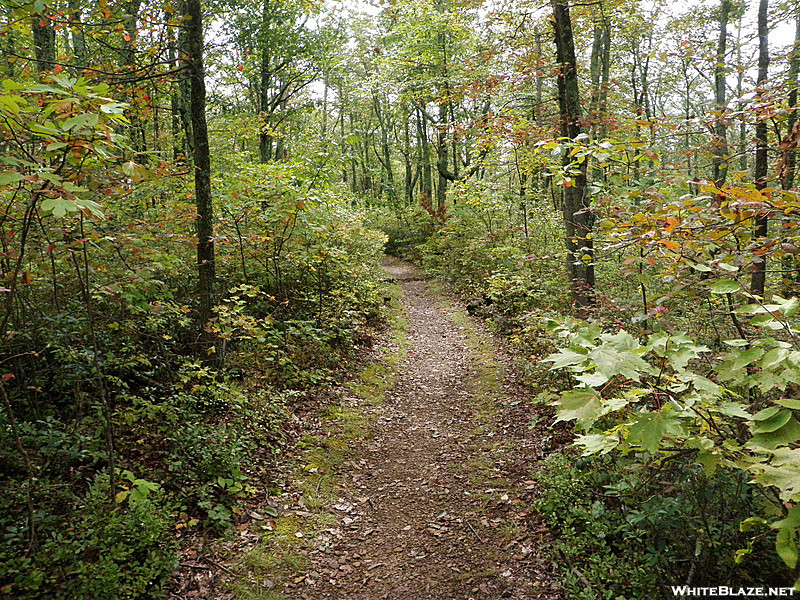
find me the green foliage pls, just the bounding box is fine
[0,472,176,599]
[0,87,389,594]
[544,316,800,586]
[537,452,785,598]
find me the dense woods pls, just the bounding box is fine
[1,0,799,597]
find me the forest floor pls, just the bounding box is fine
[170,257,568,600]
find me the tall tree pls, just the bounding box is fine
[553,0,594,307]
[751,0,769,296]
[31,11,55,72]
[185,0,215,327]
[712,0,731,185]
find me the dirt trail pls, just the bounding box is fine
[290,259,563,600]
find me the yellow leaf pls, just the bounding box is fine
[661,240,680,251]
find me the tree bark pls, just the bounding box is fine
[750,0,769,297]
[713,0,731,185]
[31,15,55,72]
[185,0,216,328]
[785,10,800,191]
[417,108,433,201]
[553,0,594,307]
[259,0,273,163]
[68,0,87,68]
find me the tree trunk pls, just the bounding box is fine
[436,100,448,212]
[417,108,433,201]
[259,0,273,163]
[785,10,800,191]
[31,16,55,72]
[750,0,769,297]
[553,0,594,307]
[175,1,193,161]
[374,93,396,202]
[185,0,215,328]
[68,0,87,68]
[780,10,800,295]
[713,0,731,185]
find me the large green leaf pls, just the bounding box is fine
[627,411,684,453]
[750,448,800,501]
[746,417,800,452]
[0,171,23,185]
[589,339,655,381]
[40,197,78,218]
[575,433,619,455]
[545,347,588,370]
[751,410,792,434]
[776,529,798,570]
[709,279,740,294]
[554,388,604,431]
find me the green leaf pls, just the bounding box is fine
[40,197,78,218]
[751,410,792,434]
[689,262,712,272]
[696,450,719,475]
[747,417,800,452]
[74,198,104,218]
[627,411,683,453]
[752,406,781,421]
[776,528,798,570]
[709,279,740,294]
[761,348,790,370]
[100,102,127,115]
[575,433,619,455]
[554,388,604,430]
[718,401,752,419]
[773,505,800,530]
[740,517,767,532]
[777,398,800,410]
[574,371,609,387]
[750,448,800,499]
[545,348,588,370]
[0,171,23,185]
[732,348,764,370]
[590,338,655,382]
[62,113,99,131]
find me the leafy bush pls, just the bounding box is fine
[0,472,176,599]
[543,311,800,590]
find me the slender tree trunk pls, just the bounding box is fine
[751,0,769,297]
[68,0,86,68]
[535,29,543,125]
[185,0,216,328]
[176,0,193,161]
[589,6,610,188]
[374,93,396,201]
[31,16,56,72]
[553,0,593,307]
[259,0,273,163]
[780,10,800,295]
[786,11,800,191]
[736,17,748,173]
[713,0,731,185]
[436,100,448,212]
[403,107,414,203]
[417,108,433,200]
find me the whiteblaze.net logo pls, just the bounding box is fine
[671,587,796,597]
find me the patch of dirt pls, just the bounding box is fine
[285,258,566,600]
